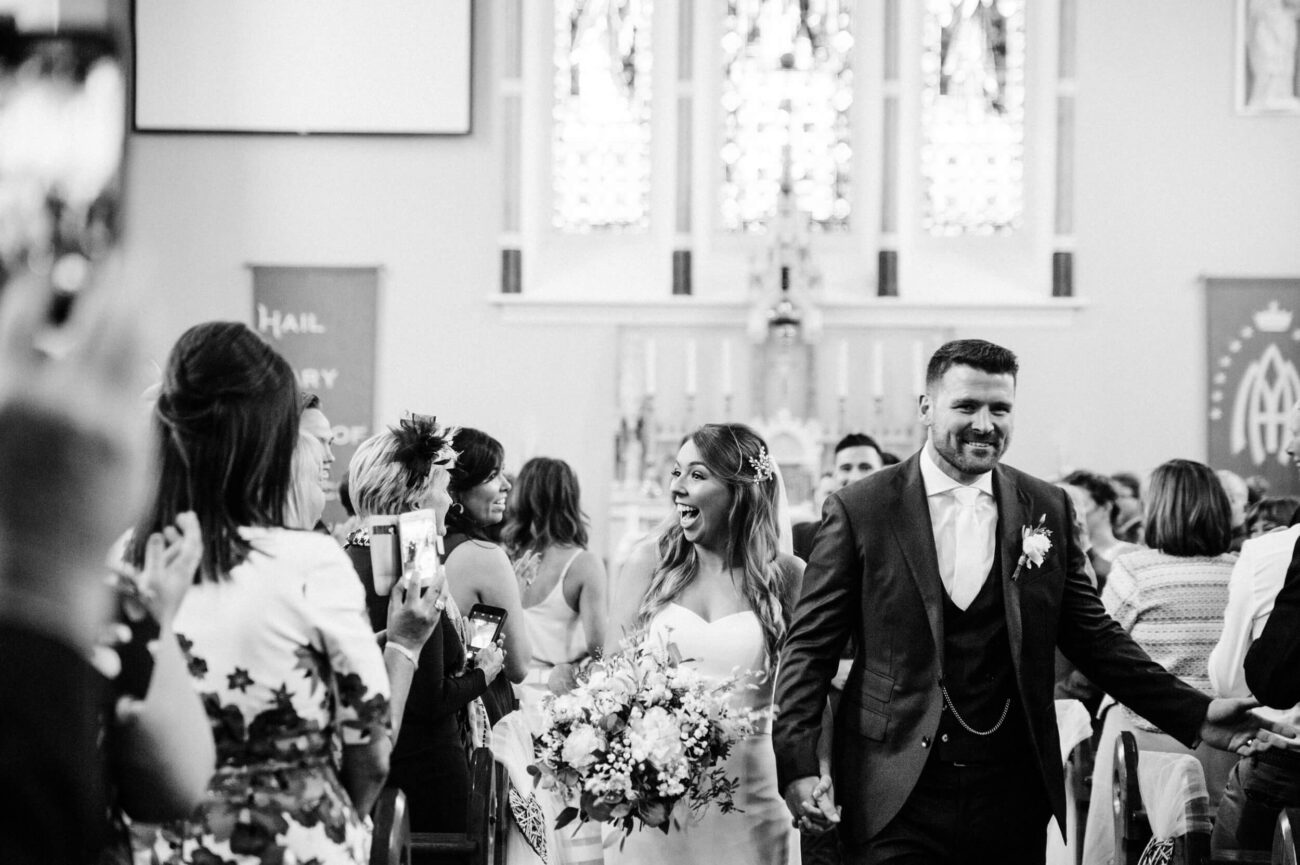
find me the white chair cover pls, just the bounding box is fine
[1136,752,1212,842]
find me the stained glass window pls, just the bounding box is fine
[920,0,1025,236]
[552,0,654,233]
[720,0,854,234]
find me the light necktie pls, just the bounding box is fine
[950,486,985,610]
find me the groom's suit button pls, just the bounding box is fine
[941,734,950,743]
[921,737,931,748]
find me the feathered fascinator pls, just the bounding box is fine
[392,413,458,488]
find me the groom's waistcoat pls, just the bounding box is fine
[934,542,1028,764]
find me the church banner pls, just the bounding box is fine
[1206,278,1300,496]
[252,265,379,524]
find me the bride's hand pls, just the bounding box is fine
[783,774,840,835]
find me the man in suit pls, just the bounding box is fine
[793,432,886,563]
[773,339,1288,865]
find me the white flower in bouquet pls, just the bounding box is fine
[628,706,685,769]
[561,724,604,770]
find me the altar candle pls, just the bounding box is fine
[912,340,925,396]
[645,338,657,395]
[871,341,884,399]
[836,340,849,398]
[721,340,734,396]
[685,340,698,395]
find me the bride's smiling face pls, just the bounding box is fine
[670,440,733,547]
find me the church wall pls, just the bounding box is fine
[118,0,1300,557]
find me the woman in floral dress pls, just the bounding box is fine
[129,322,391,865]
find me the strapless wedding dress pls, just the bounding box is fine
[606,603,800,865]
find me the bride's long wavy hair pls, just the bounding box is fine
[634,423,786,660]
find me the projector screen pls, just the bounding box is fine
[133,0,472,135]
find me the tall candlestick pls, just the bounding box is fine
[721,340,733,396]
[912,340,925,396]
[685,339,698,396]
[836,339,849,398]
[644,338,656,395]
[871,341,884,399]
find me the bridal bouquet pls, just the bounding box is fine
[528,636,767,840]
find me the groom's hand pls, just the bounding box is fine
[1199,696,1300,755]
[783,775,841,835]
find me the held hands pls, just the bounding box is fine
[1200,696,1300,755]
[473,640,507,684]
[783,774,841,835]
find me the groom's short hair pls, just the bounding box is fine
[926,339,1019,389]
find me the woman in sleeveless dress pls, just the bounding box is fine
[443,427,531,723]
[502,457,607,704]
[606,423,804,865]
[500,457,608,865]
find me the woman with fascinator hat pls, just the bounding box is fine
[345,415,509,834]
[606,422,806,865]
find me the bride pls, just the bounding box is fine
[606,423,804,865]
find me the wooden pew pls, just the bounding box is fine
[371,788,412,865]
[408,747,510,865]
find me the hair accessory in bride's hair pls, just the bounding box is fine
[747,446,775,483]
[392,413,459,486]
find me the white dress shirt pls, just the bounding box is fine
[920,441,997,610]
[1208,525,1300,722]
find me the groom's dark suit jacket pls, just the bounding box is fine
[773,454,1211,845]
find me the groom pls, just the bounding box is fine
[773,339,1289,864]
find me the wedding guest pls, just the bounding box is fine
[300,392,336,484]
[0,281,213,865]
[501,456,607,701]
[792,433,884,563]
[1246,495,1300,537]
[130,322,390,865]
[345,416,508,833]
[1218,469,1252,551]
[1111,471,1144,544]
[1062,469,1143,586]
[1081,459,1238,865]
[444,427,531,722]
[1208,401,1300,858]
[285,429,327,530]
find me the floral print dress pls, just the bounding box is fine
[142,528,391,865]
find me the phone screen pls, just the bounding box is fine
[466,606,505,654]
[0,23,126,317]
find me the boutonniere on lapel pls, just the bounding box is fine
[1012,514,1052,582]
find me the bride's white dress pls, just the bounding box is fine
[607,603,800,865]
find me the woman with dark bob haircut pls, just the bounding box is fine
[502,457,607,699]
[128,322,391,865]
[1081,458,1237,865]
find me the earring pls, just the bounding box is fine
[449,502,465,517]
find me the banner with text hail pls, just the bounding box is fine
[1206,278,1300,497]
[252,265,378,524]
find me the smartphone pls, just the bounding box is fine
[397,508,441,591]
[0,20,127,320]
[464,604,507,656]
[367,514,401,596]
[111,573,160,701]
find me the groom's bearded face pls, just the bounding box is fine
[921,365,1016,482]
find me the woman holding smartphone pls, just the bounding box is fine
[345,417,507,833]
[129,322,390,865]
[443,427,531,722]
